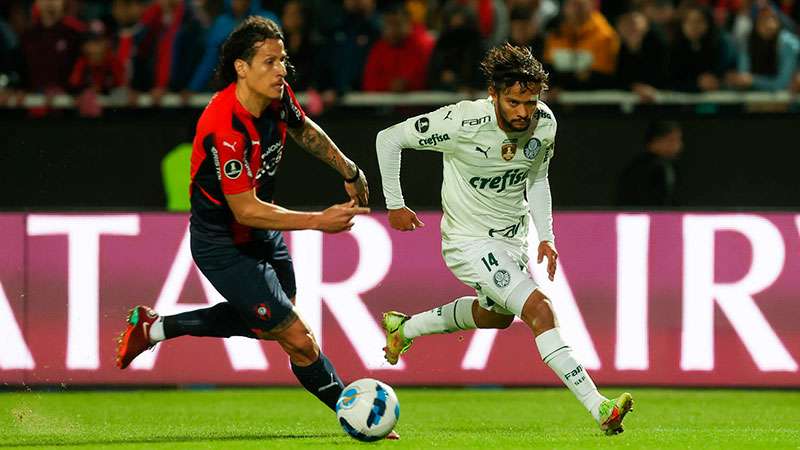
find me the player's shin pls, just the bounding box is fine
[291,353,345,411]
[403,296,478,339]
[162,303,254,340]
[536,327,606,421]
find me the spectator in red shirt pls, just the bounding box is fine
[110,0,145,89]
[68,21,126,117]
[69,22,125,94]
[362,4,434,92]
[21,0,84,93]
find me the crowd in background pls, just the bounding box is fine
[2,0,800,111]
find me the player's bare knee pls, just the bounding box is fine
[276,320,320,365]
[281,333,319,365]
[295,336,320,364]
[521,290,556,335]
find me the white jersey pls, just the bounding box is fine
[384,97,557,246]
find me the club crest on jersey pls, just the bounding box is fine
[255,303,271,320]
[414,117,430,133]
[224,159,243,179]
[493,270,511,288]
[524,138,541,160]
[501,140,517,161]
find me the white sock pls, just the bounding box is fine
[535,328,606,421]
[403,296,477,339]
[149,317,165,343]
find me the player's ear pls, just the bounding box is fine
[234,59,248,79]
[489,85,501,103]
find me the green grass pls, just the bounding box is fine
[1,388,799,449]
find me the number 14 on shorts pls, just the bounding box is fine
[481,252,499,272]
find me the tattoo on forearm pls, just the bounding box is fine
[289,120,355,178]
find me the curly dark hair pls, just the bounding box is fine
[215,16,285,87]
[480,43,549,92]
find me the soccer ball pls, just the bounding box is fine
[335,378,400,442]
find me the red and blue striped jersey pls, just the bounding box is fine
[189,82,305,244]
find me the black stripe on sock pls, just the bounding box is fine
[453,300,462,330]
[542,345,569,363]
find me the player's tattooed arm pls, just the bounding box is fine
[288,117,357,178]
[288,117,369,205]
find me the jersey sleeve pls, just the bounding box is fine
[211,131,253,195]
[527,144,555,242]
[527,108,557,242]
[533,110,557,181]
[533,141,554,180]
[395,103,463,153]
[282,82,305,129]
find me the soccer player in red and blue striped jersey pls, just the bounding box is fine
[116,18,394,437]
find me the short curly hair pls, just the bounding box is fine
[480,43,549,92]
[215,16,285,87]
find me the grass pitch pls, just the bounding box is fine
[1,387,799,449]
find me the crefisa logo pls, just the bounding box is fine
[418,133,450,146]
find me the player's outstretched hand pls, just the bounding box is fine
[537,240,558,281]
[388,207,425,232]
[316,200,370,233]
[344,169,369,207]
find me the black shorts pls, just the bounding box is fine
[191,230,297,333]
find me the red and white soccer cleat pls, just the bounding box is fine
[385,430,400,440]
[115,305,159,369]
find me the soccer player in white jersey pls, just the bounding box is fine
[375,44,633,435]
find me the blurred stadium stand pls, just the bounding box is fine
[2,90,799,210]
[5,89,800,108]
[3,0,800,210]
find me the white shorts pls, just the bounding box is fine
[442,238,538,317]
